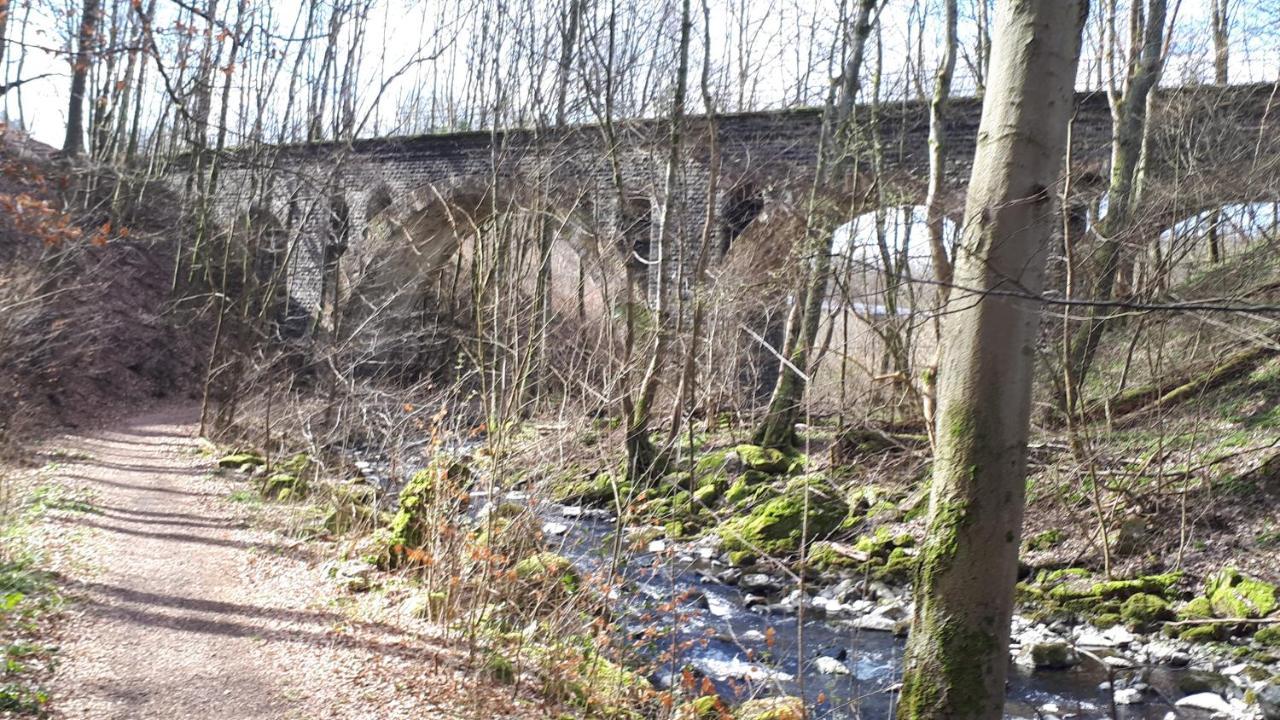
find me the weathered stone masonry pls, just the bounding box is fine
[204,83,1279,317]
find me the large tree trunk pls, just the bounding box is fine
[897,2,1087,718]
[63,0,102,157]
[752,0,878,449]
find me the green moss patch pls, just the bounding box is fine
[1206,568,1277,618]
[1120,593,1173,631]
[734,444,804,475]
[217,451,264,469]
[514,552,580,594]
[716,479,847,556]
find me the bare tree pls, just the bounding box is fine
[752,0,880,449]
[62,0,102,156]
[898,2,1087,718]
[1062,0,1169,415]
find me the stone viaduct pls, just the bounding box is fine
[207,82,1280,320]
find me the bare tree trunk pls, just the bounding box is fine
[1207,0,1230,263]
[0,0,10,75]
[752,0,879,449]
[63,0,102,157]
[1063,0,1167,414]
[623,0,691,484]
[898,2,1087,718]
[921,0,958,440]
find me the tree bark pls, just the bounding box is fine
[921,0,958,440]
[897,2,1087,718]
[1062,0,1167,414]
[752,0,879,449]
[63,0,102,157]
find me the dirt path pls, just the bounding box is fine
[37,404,557,719]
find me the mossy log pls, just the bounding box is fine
[1086,344,1276,421]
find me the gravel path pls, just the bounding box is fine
[41,404,558,719]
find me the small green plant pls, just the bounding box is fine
[29,485,97,514]
[228,489,260,504]
[1256,523,1280,548]
[0,682,48,713]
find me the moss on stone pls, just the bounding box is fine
[1178,596,1215,620]
[514,552,580,594]
[693,476,725,506]
[1091,573,1182,600]
[807,541,860,571]
[552,470,622,508]
[217,451,265,469]
[872,546,917,583]
[1206,568,1277,618]
[734,444,803,475]
[674,694,723,719]
[1026,529,1063,551]
[1120,593,1173,631]
[1093,612,1123,629]
[716,481,848,556]
[693,448,733,477]
[382,457,472,565]
[278,451,311,474]
[734,695,805,720]
[723,471,773,506]
[1179,624,1223,643]
[260,472,307,500]
[1255,625,1280,648]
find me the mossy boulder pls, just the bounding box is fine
[734,445,803,475]
[1178,596,1215,620]
[674,694,724,720]
[1026,529,1064,551]
[716,480,848,556]
[1028,641,1080,670]
[1092,573,1182,600]
[1120,593,1174,631]
[723,471,773,506]
[547,652,651,718]
[217,451,264,469]
[278,452,312,474]
[735,695,806,720]
[260,472,307,500]
[1254,625,1280,648]
[1178,624,1224,643]
[693,474,727,506]
[382,457,471,565]
[1093,612,1123,629]
[694,448,738,478]
[1206,568,1277,619]
[553,470,623,508]
[514,552,580,594]
[1045,572,1181,603]
[807,541,862,571]
[873,546,917,583]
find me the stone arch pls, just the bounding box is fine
[341,173,604,370]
